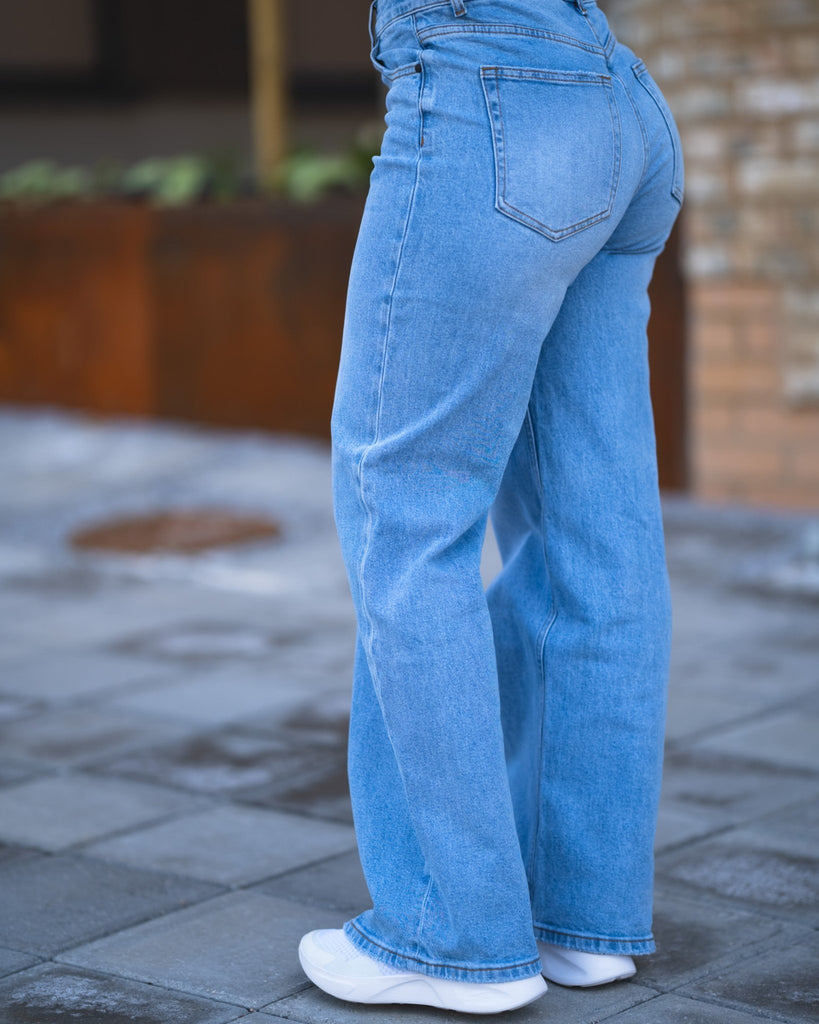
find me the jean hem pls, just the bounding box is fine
[344,919,544,982]
[534,925,656,956]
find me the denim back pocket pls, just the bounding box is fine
[632,61,684,203]
[480,67,621,241]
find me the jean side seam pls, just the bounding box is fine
[414,873,435,956]
[413,17,427,148]
[355,89,426,682]
[522,405,557,884]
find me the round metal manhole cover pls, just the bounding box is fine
[70,509,281,554]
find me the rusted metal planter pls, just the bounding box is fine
[0,197,685,488]
[0,195,364,438]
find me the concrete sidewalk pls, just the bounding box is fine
[0,405,816,1024]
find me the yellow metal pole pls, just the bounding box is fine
[247,0,288,187]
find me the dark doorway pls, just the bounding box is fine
[649,217,688,490]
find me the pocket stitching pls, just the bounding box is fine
[481,66,621,241]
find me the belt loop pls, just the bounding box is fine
[451,0,467,16]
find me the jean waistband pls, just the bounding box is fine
[372,0,596,37]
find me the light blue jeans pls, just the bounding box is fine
[332,0,683,984]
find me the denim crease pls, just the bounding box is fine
[332,0,683,983]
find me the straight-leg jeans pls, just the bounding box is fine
[331,0,683,984]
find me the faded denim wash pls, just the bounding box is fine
[331,0,683,984]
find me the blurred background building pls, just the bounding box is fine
[608,0,819,508]
[0,0,376,167]
[0,0,817,508]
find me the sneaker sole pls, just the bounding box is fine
[299,940,547,1014]
[538,947,637,988]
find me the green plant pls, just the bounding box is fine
[119,155,213,206]
[0,160,94,202]
[0,130,380,207]
[271,135,378,203]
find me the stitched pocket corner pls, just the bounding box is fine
[480,66,621,241]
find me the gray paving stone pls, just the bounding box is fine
[665,607,818,743]
[668,601,817,688]
[656,830,819,926]
[0,636,32,663]
[654,802,725,853]
[667,585,773,650]
[656,749,819,853]
[688,709,819,774]
[0,841,36,865]
[1,558,118,600]
[0,650,172,702]
[0,946,41,979]
[644,887,797,990]
[248,640,355,691]
[115,620,283,663]
[599,992,780,1023]
[0,707,195,766]
[741,796,819,860]
[0,755,51,788]
[255,849,371,916]
[1,409,817,1024]
[665,665,785,743]
[103,665,311,726]
[234,700,352,822]
[268,979,657,1023]
[92,724,352,822]
[235,756,352,823]
[9,584,230,650]
[89,728,298,794]
[0,962,245,1024]
[669,593,817,666]
[679,933,819,1023]
[112,613,354,675]
[0,694,41,723]
[235,686,352,741]
[59,891,337,1009]
[0,852,221,955]
[85,804,355,886]
[0,407,218,489]
[0,773,202,851]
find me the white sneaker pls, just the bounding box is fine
[537,941,636,987]
[299,929,548,1014]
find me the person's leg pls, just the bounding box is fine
[330,3,625,985]
[312,0,678,1002]
[298,636,545,1013]
[490,245,671,960]
[488,0,683,976]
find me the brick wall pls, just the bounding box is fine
[606,0,819,507]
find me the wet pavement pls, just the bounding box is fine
[0,405,817,1024]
